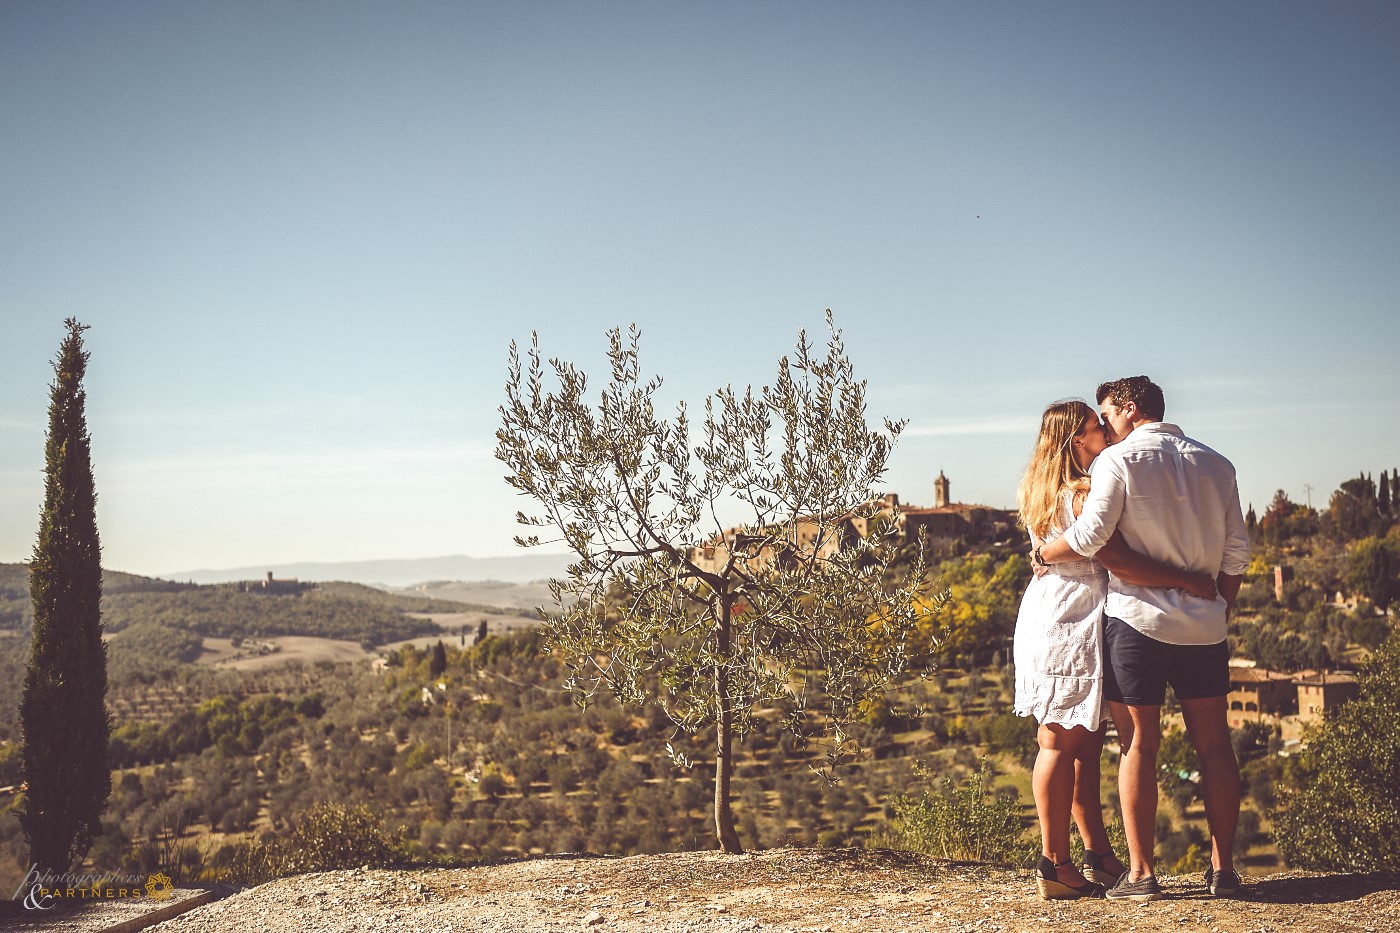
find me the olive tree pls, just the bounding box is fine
[496,314,939,852]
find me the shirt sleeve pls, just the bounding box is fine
[1061,455,1126,558]
[1220,478,1251,576]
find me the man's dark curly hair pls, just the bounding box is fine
[1095,375,1165,422]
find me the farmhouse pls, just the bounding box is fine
[1226,666,1296,729]
[1293,670,1360,723]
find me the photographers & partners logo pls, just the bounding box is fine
[14,865,175,910]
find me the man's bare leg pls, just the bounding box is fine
[1180,695,1240,874]
[1110,700,1161,880]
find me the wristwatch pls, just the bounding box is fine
[1033,545,1047,568]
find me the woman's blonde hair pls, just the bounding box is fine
[1017,399,1095,540]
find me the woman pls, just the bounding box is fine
[1015,399,1216,900]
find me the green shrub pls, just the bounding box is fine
[1156,812,1207,876]
[403,743,436,771]
[868,758,1031,865]
[1352,613,1392,649]
[980,711,1037,766]
[213,802,407,884]
[1272,634,1400,870]
[478,763,508,799]
[213,839,283,885]
[288,802,406,870]
[1158,727,1202,807]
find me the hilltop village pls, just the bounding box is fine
[687,471,1018,574]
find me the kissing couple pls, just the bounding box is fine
[1013,375,1251,901]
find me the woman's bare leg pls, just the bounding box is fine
[1033,723,1092,885]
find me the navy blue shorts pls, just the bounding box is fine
[1102,616,1229,706]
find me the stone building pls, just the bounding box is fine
[1294,670,1360,724]
[1278,670,1362,745]
[1226,667,1296,729]
[237,571,308,595]
[685,510,872,577]
[901,473,1018,551]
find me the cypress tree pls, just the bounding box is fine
[20,319,111,876]
[1380,470,1392,516]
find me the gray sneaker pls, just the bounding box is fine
[1105,872,1163,901]
[1205,867,1242,897]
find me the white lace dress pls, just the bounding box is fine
[1013,491,1109,730]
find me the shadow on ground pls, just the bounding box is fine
[1242,871,1400,905]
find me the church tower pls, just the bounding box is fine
[934,470,950,508]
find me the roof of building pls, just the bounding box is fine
[1228,667,1293,684]
[1292,670,1358,686]
[902,504,1006,516]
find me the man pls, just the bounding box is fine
[1035,376,1250,901]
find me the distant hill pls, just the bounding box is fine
[1,562,189,631]
[162,553,575,587]
[0,561,513,650]
[391,579,563,612]
[0,561,500,742]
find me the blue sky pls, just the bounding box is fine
[2,2,1397,577]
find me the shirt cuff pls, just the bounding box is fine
[1220,557,1250,576]
[1060,524,1102,559]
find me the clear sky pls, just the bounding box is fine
[2,2,1397,578]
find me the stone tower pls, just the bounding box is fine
[934,471,950,508]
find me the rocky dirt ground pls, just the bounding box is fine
[5,849,1398,933]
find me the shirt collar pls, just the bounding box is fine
[1132,421,1184,438]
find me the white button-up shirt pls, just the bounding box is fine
[1061,422,1250,646]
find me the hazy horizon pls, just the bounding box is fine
[158,551,577,587]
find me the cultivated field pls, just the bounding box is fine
[189,611,545,670]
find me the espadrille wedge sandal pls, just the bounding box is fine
[1036,856,1106,900]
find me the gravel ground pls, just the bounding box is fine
[4,850,1397,933]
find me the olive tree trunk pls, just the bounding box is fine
[713,602,742,853]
